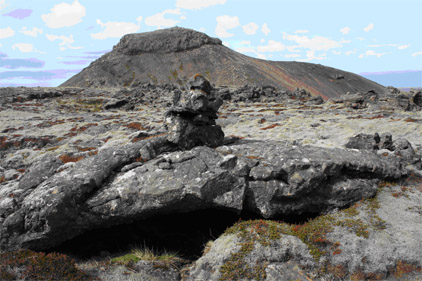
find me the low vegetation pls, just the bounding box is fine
[0,249,95,281]
[111,245,180,270]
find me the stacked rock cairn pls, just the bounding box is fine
[164,75,225,149]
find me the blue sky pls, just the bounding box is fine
[0,0,421,87]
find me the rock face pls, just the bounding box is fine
[61,27,389,100]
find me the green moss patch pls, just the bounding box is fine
[111,246,180,270]
[220,220,283,280]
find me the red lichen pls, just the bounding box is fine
[125,122,148,130]
[260,123,281,130]
[59,154,85,163]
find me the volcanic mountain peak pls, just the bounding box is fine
[62,27,388,99]
[114,27,222,55]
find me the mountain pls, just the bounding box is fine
[61,27,388,100]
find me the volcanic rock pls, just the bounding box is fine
[345,132,417,161]
[0,136,407,251]
[164,75,224,149]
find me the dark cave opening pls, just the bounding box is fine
[51,209,320,260]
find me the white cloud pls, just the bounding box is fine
[284,54,300,58]
[340,27,350,35]
[261,23,270,36]
[340,39,352,44]
[282,32,342,51]
[145,9,181,28]
[363,23,374,32]
[236,47,266,59]
[368,44,397,47]
[367,44,409,50]
[0,27,15,39]
[257,40,286,52]
[136,16,143,23]
[42,0,86,28]
[46,34,82,50]
[345,49,357,56]
[20,27,43,37]
[215,15,240,38]
[359,50,389,58]
[91,19,140,39]
[0,0,6,10]
[411,51,422,56]
[12,43,36,53]
[176,0,226,10]
[242,22,259,35]
[295,30,309,34]
[299,50,327,61]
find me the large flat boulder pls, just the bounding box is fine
[0,138,406,251]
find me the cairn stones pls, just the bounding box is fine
[164,75,224,149]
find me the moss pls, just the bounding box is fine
[219,184,398,279]
[111,246,179,270]
[111,253,140,265]
[0,249,95,281]
[220,220,284,280]
[392,260,422,278]
[289,214,336,261]
[171,70,178,80]
[335,218,369,238]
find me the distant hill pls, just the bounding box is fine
[61,27,388,100]
[360,70,422,88]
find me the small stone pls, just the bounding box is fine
[218,154,237,170]
[158,161,172,170]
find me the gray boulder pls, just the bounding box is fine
[411,91,422,107]
[0,139,406,251]
[217,141,405,217]
[345,133,416,161]
[186,231,315,281]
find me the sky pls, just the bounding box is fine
[0,0,421,87]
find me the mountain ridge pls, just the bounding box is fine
[61,27,389,100]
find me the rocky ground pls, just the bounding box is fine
[1,81,421,280]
